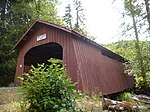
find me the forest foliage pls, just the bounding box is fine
[115,0,150,95]
[0,0,62,86]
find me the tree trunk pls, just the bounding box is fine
[129,0,146,78]
[144,0,150,31]
[36,0,41,19]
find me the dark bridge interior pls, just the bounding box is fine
[24,42,63,67]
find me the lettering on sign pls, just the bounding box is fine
[37,34,46,41]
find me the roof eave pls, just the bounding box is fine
[13,20,125,62]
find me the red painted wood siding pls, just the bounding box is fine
[72,37,133,95]
[14,22,134,95]
[15,24,78,85]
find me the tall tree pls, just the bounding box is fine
[63,1,95,40]
[32,0,62,25]
[0,0,62,86]
[120,0,150,36]
[73,0,86,33]
[63,4,73,29]
[0,0,32,86]
[144,0,150,30]
[116,0,150,94]
[125,0,145,78]
[36,0,41,19]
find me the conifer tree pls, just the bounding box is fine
[63,4,73,29]
[73,0,86,33]
[0,0,62,86]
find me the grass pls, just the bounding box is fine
[76,92,103,111]
[0,87,149,112]
[0,87,104,112]
[0,87,29,112]
[0,87,20,104]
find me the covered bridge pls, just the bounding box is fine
[13,20,134,95]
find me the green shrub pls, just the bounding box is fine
[0,58,16,86]
[115,92,133,102]
[19,58,81,112]
[135,76,150,95]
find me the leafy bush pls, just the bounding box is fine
[19,58,81,112]
[115,92,133,102]
[135,75,150,95]
[0,58,16,86]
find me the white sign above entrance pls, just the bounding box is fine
[37,34,46,41]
